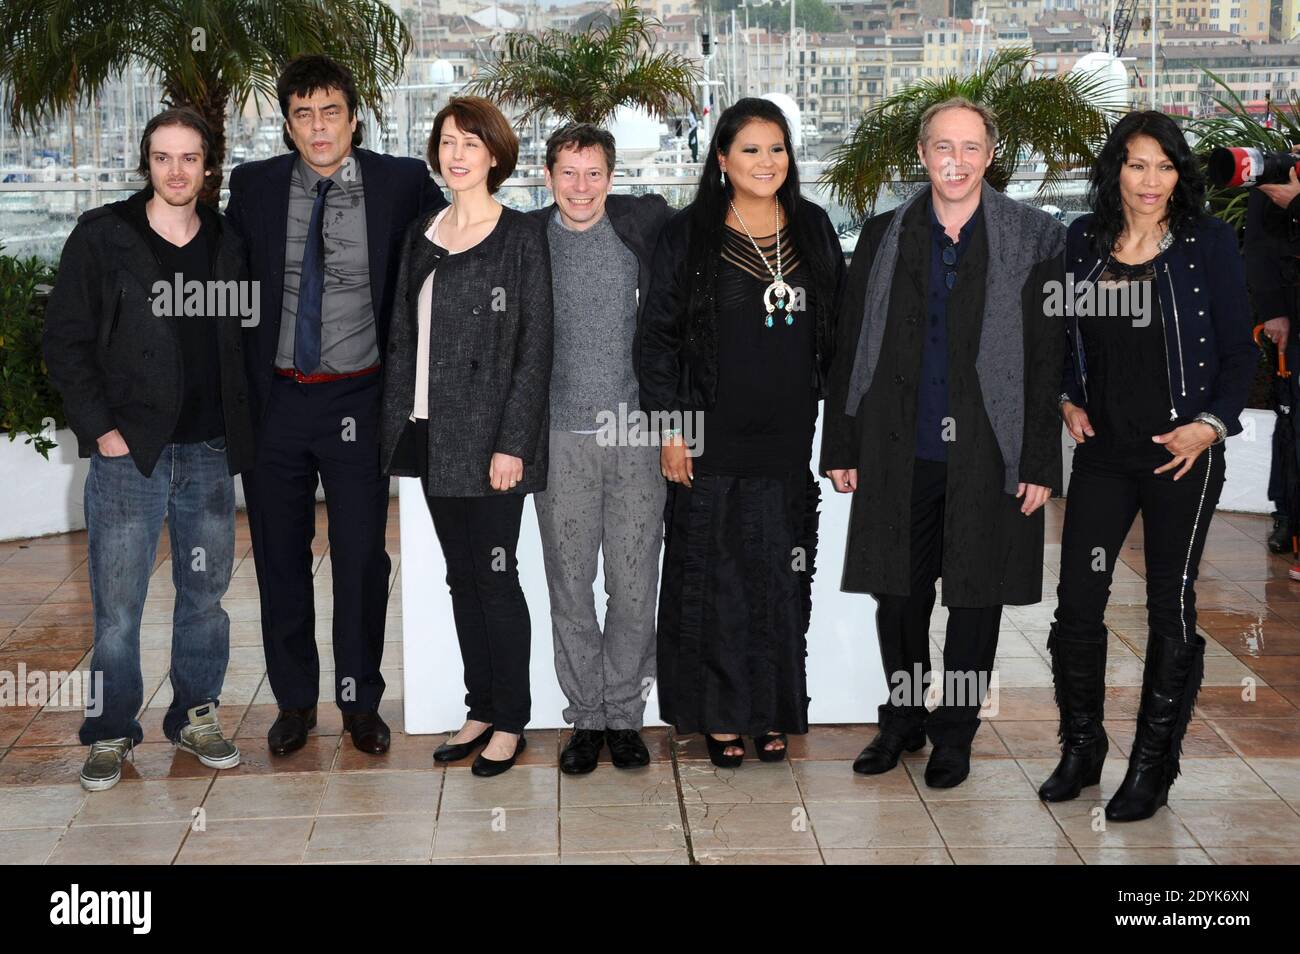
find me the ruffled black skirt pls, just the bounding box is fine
[655,469,821,737]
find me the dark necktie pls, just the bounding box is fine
[294,177,334,374]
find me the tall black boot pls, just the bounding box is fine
[1039,625,1109,802]
[1105,632,1206,822]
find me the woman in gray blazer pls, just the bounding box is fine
[380,96,553,776]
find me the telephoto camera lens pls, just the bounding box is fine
[1207,145,1300,188]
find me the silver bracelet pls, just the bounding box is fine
[1193,412,1228,445]
[1058,392,1074,408]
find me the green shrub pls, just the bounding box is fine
[0,248,63,458]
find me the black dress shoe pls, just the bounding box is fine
[342,710,391,754]
[924,743,971,788]
[268,706,316,756]
[561,729,604,774]
[606,729,650,769]
[472,734,527,777]
[433,726,494,763]
[852,726,926,775]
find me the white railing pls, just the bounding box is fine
[0,164,1093,261]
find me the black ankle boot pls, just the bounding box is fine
[923,742,971,788]
[1268,511,1291,554]
[1106,632,1205,823]
[1039,626,1109,802]
[853,707,926,775]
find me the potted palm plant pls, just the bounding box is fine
[0,249,60,455]
[0,249,87,540]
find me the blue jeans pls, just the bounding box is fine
[80,439,236,745]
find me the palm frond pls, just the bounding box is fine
[0,0,410,203]
[821,47,1115,221]
[464,0,700,127]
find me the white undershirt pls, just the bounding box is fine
[411,206,454,422]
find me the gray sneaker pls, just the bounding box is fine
[175,703,240,769]
[80,738,133,792]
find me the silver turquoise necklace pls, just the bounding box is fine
[729,199,791,328]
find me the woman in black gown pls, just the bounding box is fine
[638,98,845,767]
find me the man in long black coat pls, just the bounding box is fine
[821,98,1066,788]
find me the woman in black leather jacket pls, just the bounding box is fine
[1044,110,1255,821]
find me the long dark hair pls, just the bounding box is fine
[684,99,834,342]
[1087,110,1205,259]
[693,97,803,236]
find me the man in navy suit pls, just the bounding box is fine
[225,55,446,755]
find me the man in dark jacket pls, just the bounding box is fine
[527,124,672,774]
[224,55,446,757]
[821,98,1065,788]
[43,108,255,791]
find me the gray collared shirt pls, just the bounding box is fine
[276,154,379,372]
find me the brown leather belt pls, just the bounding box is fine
[275,364,380,384]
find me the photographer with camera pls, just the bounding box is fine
[1238,145,1300,561]
[1257,153,1300,223]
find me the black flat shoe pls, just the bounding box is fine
[924,743,971,789]
[472,734,527,777]
[434,726,494,763]
[754,732,788,763]
[606,729,650,769]
[852,727,926,775]
[268,706,316,756]
[342,710,391,754]
[704,733,744,768]
[561,729,604,775]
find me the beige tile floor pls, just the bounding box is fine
[1,499,1298,864]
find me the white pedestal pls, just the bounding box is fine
[400,409,886,733]
[0,428,88,540]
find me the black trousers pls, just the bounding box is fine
[1267,340,1300,512]
[1056,439,1225,645]
[414,421,532,734]
[244,373,391,713]
[873,458,1001,747]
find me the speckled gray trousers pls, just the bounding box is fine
[533,430,666,729]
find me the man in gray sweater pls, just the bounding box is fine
[529,124,672,773]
